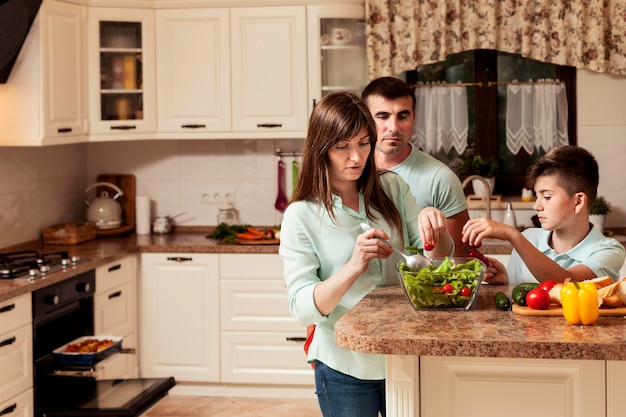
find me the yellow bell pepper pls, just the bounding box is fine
[560,280,600,325]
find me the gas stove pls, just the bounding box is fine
[0,250,83,280]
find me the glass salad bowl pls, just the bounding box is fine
[396,257,486,311]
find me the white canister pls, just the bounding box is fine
[135,195,151,234]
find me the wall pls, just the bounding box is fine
[0,69,625,248]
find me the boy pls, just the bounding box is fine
[462,145,625,285]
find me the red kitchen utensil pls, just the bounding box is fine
[275,159,288,212]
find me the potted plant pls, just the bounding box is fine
[589,196,610,234]
[457,154,500,197]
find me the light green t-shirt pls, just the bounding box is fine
[390,146,467,217]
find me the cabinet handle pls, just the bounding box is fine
[0,403,16,416]
[108,290,122,299]
[257,123,282,128]
[286,337,306,342]
[58,127,73,133]
[108,264,122,273]
[110,125,137,130]
[181,124,206,129]
[0,336,16,348]
[0,303,15,314]
[167,256,193,262]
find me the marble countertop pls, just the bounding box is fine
[334,284,626,361]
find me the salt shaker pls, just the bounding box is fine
[503,201,517,228]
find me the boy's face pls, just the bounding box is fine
[533,175,580,230]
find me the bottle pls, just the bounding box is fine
[503,201,517,228]
[217,197,240,225]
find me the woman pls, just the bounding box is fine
[279,92,453,417]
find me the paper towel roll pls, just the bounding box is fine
[135,195,151,235]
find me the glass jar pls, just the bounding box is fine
[217,199,240,225]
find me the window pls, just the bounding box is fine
[406,50,577,196]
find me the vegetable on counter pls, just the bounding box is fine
[207,223,280,242]
[561,280,600,325]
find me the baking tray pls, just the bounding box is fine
[53,335,123,366]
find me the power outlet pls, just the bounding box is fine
[201,191,236,204]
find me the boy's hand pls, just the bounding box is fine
[462,218,518,248]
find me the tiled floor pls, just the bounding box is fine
[147,395,322,417]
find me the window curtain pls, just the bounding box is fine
[505,80,569,155]
[412,84,469,155]
[365,1,626,79]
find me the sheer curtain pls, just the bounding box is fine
[412,84,468,155]
[505,80,568,155]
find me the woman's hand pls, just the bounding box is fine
[349,226,393,275]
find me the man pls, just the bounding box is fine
[362,76,472,257]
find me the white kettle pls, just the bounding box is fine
[84,182,124,229]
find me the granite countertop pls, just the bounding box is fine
[334,284,626,361]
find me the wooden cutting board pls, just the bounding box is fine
[95,174,136,236]
[513,304,626,317]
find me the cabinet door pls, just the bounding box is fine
[0,388,33,417]
[139,254,220,382]
[88,7,156,138]
[156,8,231,134]
[230,7,308,135]
[307,5,368,115]
[42,0,87,139]
[0,325,32,406]
[607,360,626,417]
[94,281,135,338]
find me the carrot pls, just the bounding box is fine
[247,226,266,237]
[236,232,264,240]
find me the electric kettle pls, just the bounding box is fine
[84,182,124,229]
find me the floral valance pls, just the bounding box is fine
[365,0,626,79]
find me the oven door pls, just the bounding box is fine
[39,377,175,417]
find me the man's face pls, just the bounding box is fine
[366,95,415,156]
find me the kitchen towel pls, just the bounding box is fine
[135,195,151,234]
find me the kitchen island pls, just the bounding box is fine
[335,284,626,417]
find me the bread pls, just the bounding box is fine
[549,283,564,306]
[585,276,615,289]
[602,293,624,308]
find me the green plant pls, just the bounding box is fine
[590,196,611,215]
[457,154,500,178]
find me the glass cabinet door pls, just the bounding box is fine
[99,22,144,122]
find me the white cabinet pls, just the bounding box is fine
[220,254,313,385]
[0,0,86,146]
[139,253,220,382]
[155,8,231,135]
[87,7,156,139]
[307,4,368,114]
[230,6,308,136]
[0,294,33,417]
[94,255,138,379]
[608,361,626,417]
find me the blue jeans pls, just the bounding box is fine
[314,360,386,417]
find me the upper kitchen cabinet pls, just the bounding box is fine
[155,8,231,136]
[307,4,368,115]
[87,7,156,140]
[230,6,308,137]
[0,0,87,146]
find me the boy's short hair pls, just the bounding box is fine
[526,145,599,203]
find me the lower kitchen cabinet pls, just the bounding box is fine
[219,254,313,385]
[0,294,33,417]
[140,253,220,382]
[95,255,138,378]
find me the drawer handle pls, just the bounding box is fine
[257,123,282,128]
[0,303,15,314]
[181,124,206,129]
[58,127,72,133]
[167,256,193,262]
[110,125,137,130]
[108,264,122,273]
[0,403,16,416]
[286,337,306,342]
[0,336,16,348]
[109,290,122,299]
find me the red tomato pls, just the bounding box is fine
[460,286,471,297]
[538,280,557,293]
[423,242,435,251]
[441,283,453,294]
[526,288,551,310]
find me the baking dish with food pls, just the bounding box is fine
[53,335,123,366]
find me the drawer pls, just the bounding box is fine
[0,388,33,417]
[94,281,135,337]
[0,324,33,405]
[0,294,31,336]
[220,254,283,279]
[96,256,136,294]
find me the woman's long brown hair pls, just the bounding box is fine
[291,92,402,235]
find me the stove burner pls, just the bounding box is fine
[0,250,82,280]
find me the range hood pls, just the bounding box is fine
[0,0,42,83]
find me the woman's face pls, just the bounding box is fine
[327,128,371,188]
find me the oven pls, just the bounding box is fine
[1,250,175,417]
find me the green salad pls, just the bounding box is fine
[398,257,484,309]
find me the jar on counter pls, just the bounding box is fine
[217,197,240,225]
